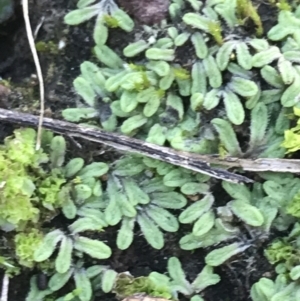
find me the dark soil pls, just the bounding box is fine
[0,0,282,300]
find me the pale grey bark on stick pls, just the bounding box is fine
[0,108,298,183]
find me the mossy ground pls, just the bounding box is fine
[0,0,289,300]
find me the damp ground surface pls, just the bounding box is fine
[0,0,282,300]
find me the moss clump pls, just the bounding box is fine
[286,192,300,217]
[0,128,46,230]
[236,0,263,35]
[35,41,60,55]
[0,128,87,274]
[264,222,300,275]
[265,239,296,266]
[0,129,68,273]
[114,275,174,300]
[14,229,44,268]
[37,170,66,210]
[282,107,300,154]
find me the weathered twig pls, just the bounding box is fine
[0,108,299,183]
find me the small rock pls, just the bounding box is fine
[118,0,169,25]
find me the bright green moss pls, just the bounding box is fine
[275,0,292,11]
[4,128,39,165]
[173,67,190,80]
[264,222,300,275]
[103,14,119,28]
[282,107,300,153]
[0,129,44,229]
[264,239,295,265]
[37,170,66,209]
[286,192,300,217]
[236,0,263,35]
[14,229,44,268]
[207,21,223,45]
[114,275,174,300]
[0,128,71,230]
[35,41,60,55]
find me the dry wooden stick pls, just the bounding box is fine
[0,108,299,183]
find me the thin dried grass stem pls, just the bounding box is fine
[0,274,9,301]
[22,0,45,150]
